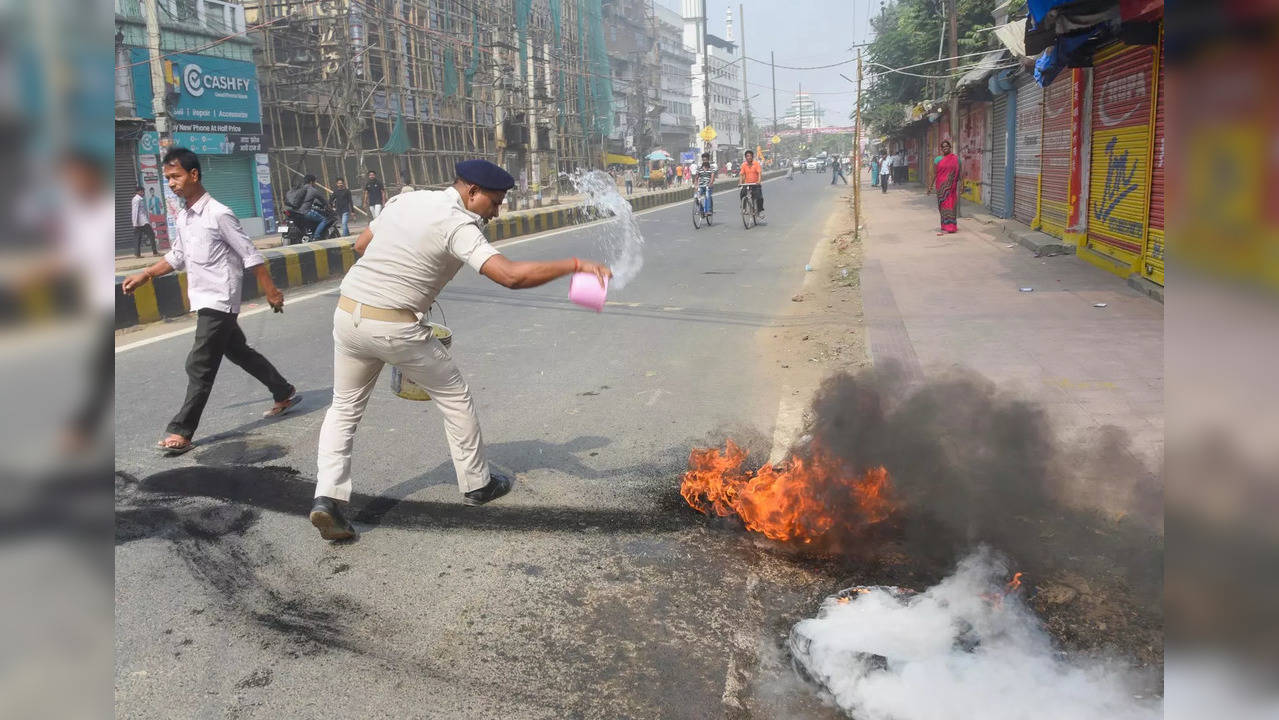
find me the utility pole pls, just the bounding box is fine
[544,41,559,204]
[947,0,959,143]
[494,30,507,170]
[143,0,170,147]
[527,35,540,207]
[770,50,777,137]
[855,50,863,240]
[739,4,751,152]
[701,0,712,155]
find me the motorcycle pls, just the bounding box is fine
[280,204,341,245]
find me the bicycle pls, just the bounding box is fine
[692,186,713,228]
[739,183,760,229]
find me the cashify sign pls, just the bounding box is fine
[181,62,253,97]
[129,49,262,126]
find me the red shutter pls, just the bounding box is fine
[1142,40,1165,285]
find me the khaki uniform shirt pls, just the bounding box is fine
[339,187,500,313]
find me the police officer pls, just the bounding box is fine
[310,160,612,541]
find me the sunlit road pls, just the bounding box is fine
[114,172,854,718]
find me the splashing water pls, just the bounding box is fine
[571,170,644,289]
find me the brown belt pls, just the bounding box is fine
[337,295,418,323]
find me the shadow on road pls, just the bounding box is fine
[118,462,693,546]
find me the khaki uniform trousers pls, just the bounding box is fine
[315,305,490,502]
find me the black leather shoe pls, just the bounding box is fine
[310,496,358,541]
[463,473,514,506]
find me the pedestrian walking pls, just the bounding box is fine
[131,185,158,257]
[308,159,612,541]
[830,156,848,185]
[880,153,892,193]
[624,168,634,195]
[121,147,300,456]
[363,171,385,219]
[933,140,961,234]
[332,178,353,236]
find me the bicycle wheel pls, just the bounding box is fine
[741,196,754,229]
[692,199,702,229]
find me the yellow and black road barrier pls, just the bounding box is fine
[112,170,784,329]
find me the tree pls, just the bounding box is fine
[856,0,1003,137]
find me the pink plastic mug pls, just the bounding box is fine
[568,271,609,312]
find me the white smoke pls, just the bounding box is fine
[789,549,1162,720]
[572,170,644,289]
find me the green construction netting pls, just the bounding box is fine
[550,0,564,116]
[443,46,458,97]
[516,0,531,79]
[464,6,480,96]
[583,0,612,137]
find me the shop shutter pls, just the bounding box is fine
[200,155,258,219]
[989,94,1009,217]
[1141,40,1164,285]
[906,136,920,182]
[1086,43,1156,272]
[1013,74,1043,227]
[1039,73,1073,239]
[959,103,987,204]
[115,140,140,255]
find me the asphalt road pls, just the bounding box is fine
[115,173,855,719]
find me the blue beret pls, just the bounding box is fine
[455,160,515,191]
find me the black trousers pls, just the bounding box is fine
[739,185,763,212]
[167,308,293,438]
[135,224,157,256]
[881,173,889,193]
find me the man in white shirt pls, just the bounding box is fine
[122,148,300,456]
[880,153,893,193]
[308,159,612,541]
[131,185,158,257]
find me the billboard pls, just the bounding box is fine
[129,49,264,152]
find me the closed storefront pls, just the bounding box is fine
[1039,72,1073,239]
[1085,43,1157,274]
[905,136,920,182]
[127,49,273,236]
[1013,73,1043,227]
[114,139,140,255]
[959,102,987,204]
[1141,40,1164,285]
[989,94,1010,217]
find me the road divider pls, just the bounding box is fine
[111,169,785,330]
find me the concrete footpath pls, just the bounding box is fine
[857,181,1163,517]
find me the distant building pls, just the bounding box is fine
[783,91,826,130]
[681,1,742,160]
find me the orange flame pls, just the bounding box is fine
[680,440,896,542]
[1005,572,1024,594]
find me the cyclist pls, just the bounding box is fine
[738,149,764,222]
[694,152,717,215]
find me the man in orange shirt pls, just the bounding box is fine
[738,149,764,222]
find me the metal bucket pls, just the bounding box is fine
[390,323,452,401]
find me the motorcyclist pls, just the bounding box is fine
[299,174,333,240]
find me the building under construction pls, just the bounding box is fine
[244,0,614,205]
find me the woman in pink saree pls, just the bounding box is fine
[934,140,960,233]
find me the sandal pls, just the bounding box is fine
[263,392,302,418]
[156,435,193,457]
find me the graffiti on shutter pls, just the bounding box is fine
[1086,44,1155,271]
[960,103,987,203]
